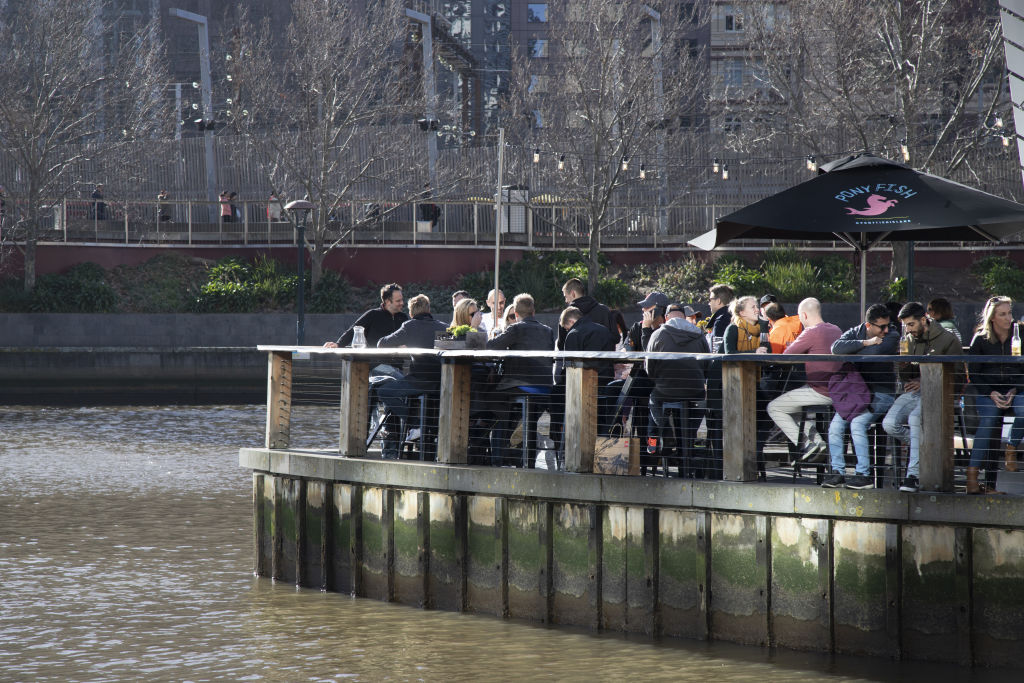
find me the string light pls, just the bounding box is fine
[557,155,565,170]
[639,163,646,179]
[806,155,817,172]
[533,148,540,163]
[721,164,729,180]
[994,116,1004,129]
[621,156,629,171]
[900,139,910,162]
[712,157,721,173]
[1003,134,1012,148]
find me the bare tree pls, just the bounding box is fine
[732,0,1007,278]
[0,1,170,290]
[501,0,709,292]
[227,0,468,291]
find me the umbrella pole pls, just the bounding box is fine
[860,248,867,321]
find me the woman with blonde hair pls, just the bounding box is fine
[967,295,1024,493]
[723,295,769,354]
[451,297,482,330]
[721,294,771,475]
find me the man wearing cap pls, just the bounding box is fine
[759,294,777,319]
[620,292,668,442]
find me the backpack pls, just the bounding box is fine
[828,362,872,421]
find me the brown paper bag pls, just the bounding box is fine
[593,421,640,476]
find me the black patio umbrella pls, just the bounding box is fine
[689,153,1024,313]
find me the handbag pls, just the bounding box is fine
[593,417,640,475]
[828,362,872,421]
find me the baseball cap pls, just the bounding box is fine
[759,294,777,307]
[637,291,669,309]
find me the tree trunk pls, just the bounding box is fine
[586,221,601,295]
[23,236,36,292]
[890,242,909,283]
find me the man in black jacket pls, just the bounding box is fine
[704,283,735,480]
[549,306,617,448]
[557,278,612,348]
[486,293,556,466]
[325,283,408,349]
[375,294,447,458]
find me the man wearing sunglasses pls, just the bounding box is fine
[822,304,900,489]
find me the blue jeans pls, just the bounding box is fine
[829,392,894,475]
[970,393,1024,467]
[882,391,922,478]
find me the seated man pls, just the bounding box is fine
[822,304,899,489]
[645,305,709,473]
[766,298,843,462]
[486,293,556,466]
[882,301,963,492]
[375,294,448,459]
[550,306,617,449]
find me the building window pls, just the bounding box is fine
[529,38,548,58]
[723,6,743,32]
[723,59,744,87]
[527,3,547,23]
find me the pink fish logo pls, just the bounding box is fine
[844,194,898,216]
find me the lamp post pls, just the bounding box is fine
[168,8,218,221]
[285,199,314,346]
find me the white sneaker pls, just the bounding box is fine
[406,428,421,442]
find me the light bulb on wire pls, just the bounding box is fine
[557,155,565,171]
[639,164,646,179]
[721,164,729,180]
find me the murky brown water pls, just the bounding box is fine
[0,405,1015,681]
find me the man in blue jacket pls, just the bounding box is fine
[822,303,899,489]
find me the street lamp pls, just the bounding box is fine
[285,199,314,346]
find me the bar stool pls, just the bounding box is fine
[662,399,704,478]
[511,385,552,468]
[789,404,832,483]
[400,392,436,461]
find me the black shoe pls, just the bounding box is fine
[898,475,919,492]
[846,474,873,490]
[800,441,827,463]
[821,473,845,488]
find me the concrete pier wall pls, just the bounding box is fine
[241,448,1024,668]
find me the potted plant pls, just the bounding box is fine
[434,325,487,350]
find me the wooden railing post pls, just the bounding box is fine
[722,359,759,481]
[437,359,472,464]
[919,361,955,492]
[266,351,292,448]
[339,358,372,456]
[564,363,599,473]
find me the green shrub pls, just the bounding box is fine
[109,253,204,312]
[0,278,32,312]
[636,255,714,304]
[712,256,765,294]
[308,269,353,313]
[972,255,1024,300]
[30,262,118,313]
[454,251,628,312]
[191,255,301,313]
[880,277,907,302]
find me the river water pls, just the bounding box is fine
[0,405,1016,682]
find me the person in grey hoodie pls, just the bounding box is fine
[645,306,710,465]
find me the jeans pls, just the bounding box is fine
[970,393,1024,467]
[882,391,922,478]
[767,385,833,446]
[828,392,894,475]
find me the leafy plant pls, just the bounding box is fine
[712,256,765,294]
[972,255,1024,300]
[30,262,118,313]
[881,277,907,302]
[446,324,473,338]
[308,269,353,313]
